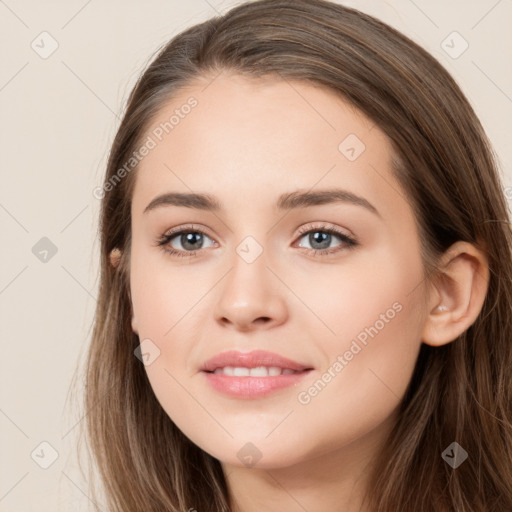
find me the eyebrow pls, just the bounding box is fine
[143,188,380,217]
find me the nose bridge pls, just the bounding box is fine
[214,230,287,329]
[225,232,270,302]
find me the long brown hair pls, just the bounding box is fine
[75,0,512,510]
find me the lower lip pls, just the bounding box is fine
[202,370,312,399]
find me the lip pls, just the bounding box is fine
[200,349,312,373]
[200,350,314,399]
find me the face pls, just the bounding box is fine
[128,72,428,470]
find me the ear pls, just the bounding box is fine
[421,241,489,347]
[109,247,139,335]
[109,247,122,268]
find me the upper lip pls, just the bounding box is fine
[200,350,313,373]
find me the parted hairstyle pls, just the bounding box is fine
[75,0,512,510]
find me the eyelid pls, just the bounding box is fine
[156,221,358,258]
[160,222,354,244]
[295,221,355,239]
[162,223,218,241]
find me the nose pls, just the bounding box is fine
[214,245,288,332]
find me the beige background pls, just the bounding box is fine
[0,0,511,510]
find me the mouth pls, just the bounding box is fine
[207,366,305,377]
[200,350,314,399]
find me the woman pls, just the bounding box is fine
[80,1,512,510]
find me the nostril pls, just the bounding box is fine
[254,316,271,324]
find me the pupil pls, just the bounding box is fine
[182,232,202,250]
[310,231,330,250]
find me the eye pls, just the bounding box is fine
[156,224,217,258]
[155,222,357,259]
[294,223,357,257]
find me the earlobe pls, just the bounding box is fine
[421,241,489,347]
[109,248,122,268]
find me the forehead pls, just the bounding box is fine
[131,72,405,219]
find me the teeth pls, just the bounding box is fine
[212,366,297,376]
[249,366,269,377]
[233,367,250,377]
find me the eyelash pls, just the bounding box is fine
[155,223,358,259]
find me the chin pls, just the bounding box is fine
[194,437,309,470]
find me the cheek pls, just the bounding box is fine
[301,293,424,413]
[129,259,208,444]
[129,250,208,340]
[283,279,425,463]
[290,239,425,362]
[289,245,425,429]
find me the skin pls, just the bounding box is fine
[122,71,489,512]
